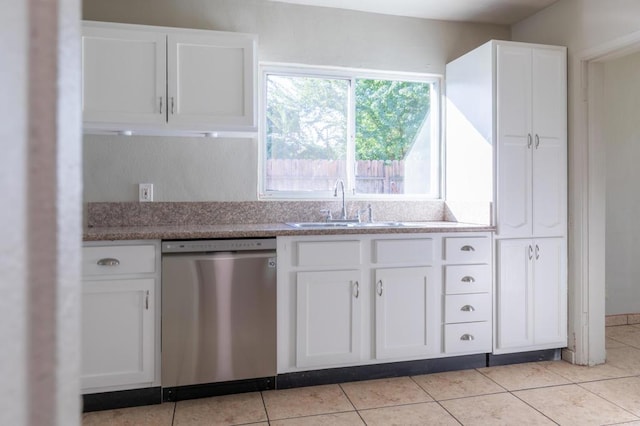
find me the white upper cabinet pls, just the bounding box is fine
[82,21,257,135]
[496,44,567,238]
[167,33,255,129]
[82,27,166,125]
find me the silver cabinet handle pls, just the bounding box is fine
[527,133,532,149]
[377,280,383,296]
[145,290,149,310]
[535,134,540,149]
[97,258,120,266]
[461,276,475,283]
[461,245,475,252]
[460,305,475,312]
[159,96,163,114]
[535,244,540,260]
[171,97,175,114]
[528,245,533,260]
[460,334,475,341]
[353,281,359,298]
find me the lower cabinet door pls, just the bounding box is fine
[496,238,567,353]
[81,278,155,390]
[296,270,362,368]
[374,267,440,359]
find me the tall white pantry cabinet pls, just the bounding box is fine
[446,40,567,354]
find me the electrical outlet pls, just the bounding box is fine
[139,183,153,202]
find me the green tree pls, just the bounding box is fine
[355,80,430,161]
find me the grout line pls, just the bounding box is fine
[509,389,561,425]
[576,380,640,421]
[259,391,271,425]
[170,400,176,426]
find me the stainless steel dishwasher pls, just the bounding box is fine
[161,238,276,393]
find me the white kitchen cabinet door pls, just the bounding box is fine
[496,238,567,352]
[496,239,532,350]
[296,270,362,368]
[81,278,155,390]
[496,45,533,238]
[374,267,440,359]
[532,238,567,346]
[496,44,566,239]
[531,48,567,237]
[167,32,256,129]
[82,26,166,125]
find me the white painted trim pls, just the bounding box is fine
[572,29,640,365]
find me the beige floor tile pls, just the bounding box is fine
[82,403,174,426]
[262,384,354,420]
[541,359,631,383]
[359,402,459,426]
[477,361,570,391]
[270,411,364,426]
[173,392,267,426]
[608,337,630,349]
[606,325,640,339]
[339,377,432,410]
[606,346,640,374]
[608,328,640,349]
[440,392,555,425]
[412,369,505,400]
[514,384,639,425]
[607,315,629,327]
[581,377,640,416]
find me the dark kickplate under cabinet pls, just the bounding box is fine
[83,387,161,412]
[162,377,275,402]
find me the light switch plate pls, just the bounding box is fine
[139,183,153,202]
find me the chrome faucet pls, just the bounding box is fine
[334,179,347,220]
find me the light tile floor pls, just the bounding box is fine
[83,325,640,425]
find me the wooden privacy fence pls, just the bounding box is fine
[266,159,405,194]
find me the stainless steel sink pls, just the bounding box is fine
[286,221,407,228]
[285,221,462,229]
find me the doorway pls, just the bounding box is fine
[573,32,640,365]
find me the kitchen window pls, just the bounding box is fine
[260,64,441,199]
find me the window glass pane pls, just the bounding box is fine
[355,79,435,195]
[265,74,348,192]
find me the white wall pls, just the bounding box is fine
[82,0,510,202]
[513,0,640,364]
[604,51,640,315]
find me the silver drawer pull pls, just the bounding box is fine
[461,276,475,283]
[97,258,120,266]
[460,334,475,341]
[460,245,475,252]
[460,305,475,312]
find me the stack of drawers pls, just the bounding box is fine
[442,236,492,354]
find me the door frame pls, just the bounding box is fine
[569,30,640,365]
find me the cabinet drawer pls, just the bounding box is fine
[445,293,491,323]
[83,245,156,276]
[373,238,433,264]
[297,240,361,267]
[445,265,491,294]
[444,322,491,354]
[444,237,490,264]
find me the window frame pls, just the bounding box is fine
[258,62,443,200]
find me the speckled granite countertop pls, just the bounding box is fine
[83,222,495,241]
[83,201,494,241]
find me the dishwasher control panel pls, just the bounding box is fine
[162,238,276,253]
